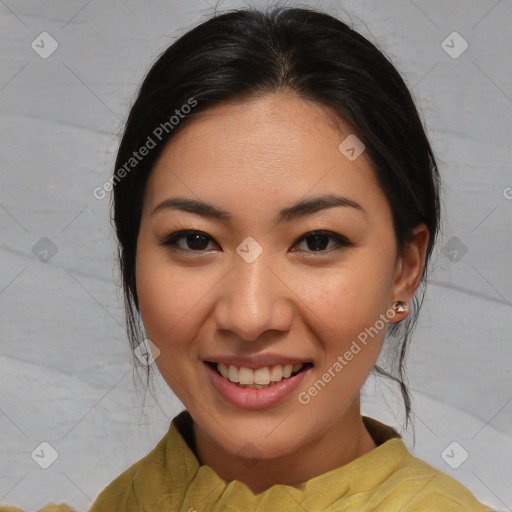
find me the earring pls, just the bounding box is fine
[393,300,408,313]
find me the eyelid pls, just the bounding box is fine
[158,226,353,254]
[158,227,219,251]
[290,230,353,256]
[292,230,353,247]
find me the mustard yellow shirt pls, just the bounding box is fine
[0,411,494,512]
[89,410,493,511]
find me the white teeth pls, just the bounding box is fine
[269,365,283,382]
[238,367,253,385]
[282,364,293,378]
[253,367,270,385]
[228,364,238,383]
[215,362,306,385]
[218,362,230,379]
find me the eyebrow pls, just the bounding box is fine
[151,194,364,224]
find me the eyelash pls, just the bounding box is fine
[158,224,354,255]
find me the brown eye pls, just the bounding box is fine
[159,230,217,252]
[291,230,353,253]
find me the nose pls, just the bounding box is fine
[213,252,294,342]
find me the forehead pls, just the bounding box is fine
[144,93,386,218]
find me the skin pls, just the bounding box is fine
[135,92,429,494]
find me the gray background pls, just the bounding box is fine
[1,0,511,510]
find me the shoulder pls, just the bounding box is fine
[89,427,172,510]
[386,445,494,511]
[361,416,493,511]
[0,505,75,512]
[89,410,197,510]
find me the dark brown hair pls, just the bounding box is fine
[111,6,441,428]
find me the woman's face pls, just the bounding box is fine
[136,92,423,462]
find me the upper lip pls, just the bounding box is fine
[203,353,313,370]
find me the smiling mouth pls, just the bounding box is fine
[204,361,314,389]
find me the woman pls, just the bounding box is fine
[1,5,493,512]
[90,5,494,511]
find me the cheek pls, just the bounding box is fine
[285,255,393,387]
[135,241,206,348]
[292,269,390,423]
[292,260,393,336]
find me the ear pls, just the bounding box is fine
[389,223,430,320]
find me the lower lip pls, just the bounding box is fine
[204,363,312,410]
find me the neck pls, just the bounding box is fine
[192,398,377,495]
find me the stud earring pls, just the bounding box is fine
[393,300,408,313]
